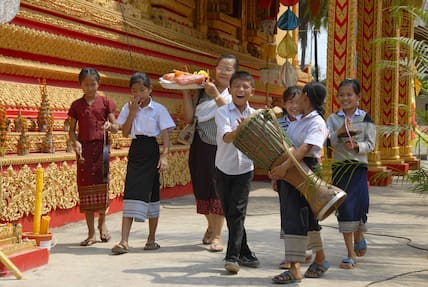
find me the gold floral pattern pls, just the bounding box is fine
[0,148,190,222]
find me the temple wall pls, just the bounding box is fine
[0,0,285,222]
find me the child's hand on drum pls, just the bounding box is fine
[224,118,246,143]
[271,180,278,192]
[269,159,292,180]
[236,117,245,127]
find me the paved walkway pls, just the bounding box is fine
[1,175,428,286]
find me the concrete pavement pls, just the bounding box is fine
[1,175,428,286]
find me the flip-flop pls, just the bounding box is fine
[340,258,356,269]
[272,271,302,284]
[304,260,329,278]
[143,242,160,250]
[111,242,128,255]
[80,238,97,246]
[354,239,367,257]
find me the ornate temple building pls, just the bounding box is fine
[0,0,421,228]
[0,0,290,228]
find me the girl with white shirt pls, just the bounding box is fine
[111,72,175,255]
[270,82,329,284]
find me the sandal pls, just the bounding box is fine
[202,229,213,245]
[143,242,160,250]
[98,225,111,243]
[209,239,223,252]
[111,242,128,255]
[304,261,329,278]
[272,271,302,284]
[340,258,356,269]
[80,238,97,246]
[354,238,367,257]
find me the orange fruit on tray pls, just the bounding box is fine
[174,69,191,77]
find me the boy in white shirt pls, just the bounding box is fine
[214,71,258,273]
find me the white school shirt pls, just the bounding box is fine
[286,110,327,158]
[117,98,176,138]
[215,102,255,175]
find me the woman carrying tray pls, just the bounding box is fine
[182,54,239,252]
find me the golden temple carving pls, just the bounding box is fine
[0,223,37,256]
[0,147,190,222]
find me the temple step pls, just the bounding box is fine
[368,169,393,186]
[0,247,49,277]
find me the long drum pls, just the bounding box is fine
[233,109,346,221]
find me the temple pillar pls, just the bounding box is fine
[196,0,208,36]
[327,0,394,185]
[379,0,408,173]
[356,0,390,181]
[325,0,358,115]
[240,0,248,53]
[398,8,420,169]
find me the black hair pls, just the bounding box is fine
[283,86,301,102]
[282,86,301,115]
[229,71,254,87]
[338,78,361,95]
[217,54,239,71]
[302,82,326,116]
[78,67,100,83]
[129,72,151,88]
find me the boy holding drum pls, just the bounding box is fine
[214,71,258,274]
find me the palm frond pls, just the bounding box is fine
[414,127,428,146]
[389,3,428,26]
[406,168,428,193]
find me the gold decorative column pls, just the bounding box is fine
[397,8,419,167]
[325,0,358,114]
[379,0,401,164]
[356,0,383,169]
[196,0,208,36]
[240,0,248,53]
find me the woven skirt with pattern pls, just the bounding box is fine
[188,132,223,215]
[333,161,369,233]
[122,135,160,222]
[77,139,109,212]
